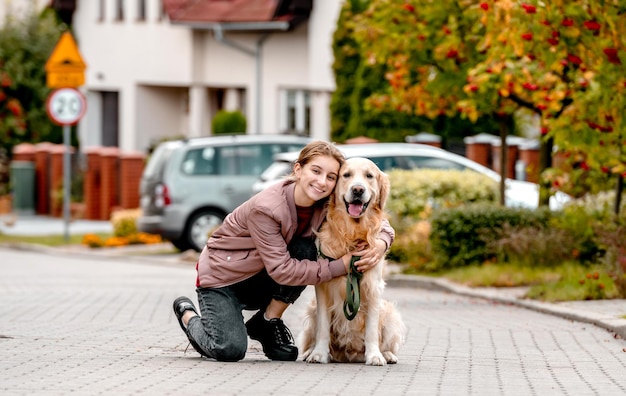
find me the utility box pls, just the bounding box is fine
[10,161,36,215]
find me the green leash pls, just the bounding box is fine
[319,251,363,321]
[343,256,362,321]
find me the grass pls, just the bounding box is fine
[430,261,620,302]
[441,262,562,288]
[525,266,619,302]
[0,232,112,247]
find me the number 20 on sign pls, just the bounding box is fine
[46,88,87,126]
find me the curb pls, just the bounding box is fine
[387,274,626,340]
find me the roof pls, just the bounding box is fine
[163,0,312,30]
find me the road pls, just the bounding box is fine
[1,248,625,395]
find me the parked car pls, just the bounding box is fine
[137,134,312,252]
[251,143,572,210]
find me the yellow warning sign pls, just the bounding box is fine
[45,32,87,88]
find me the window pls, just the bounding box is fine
[182,147,216,175]
[368,157,400,171]
[281,89,310,135]
[404,156,468,171]
[287,91,296,131]
[115,0,124,21]
[182,144,304,177]
[159,0,167,20]
[137,0,146,21]
[98,0,105,21]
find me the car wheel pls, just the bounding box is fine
[170,238,193,252]
[185,210,225,252]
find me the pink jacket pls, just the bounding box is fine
[196,180,395,288]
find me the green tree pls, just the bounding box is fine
[0,7,63,156]
[211,110,247,135]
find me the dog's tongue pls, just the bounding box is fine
[348,203,363,217]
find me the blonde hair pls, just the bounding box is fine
[287,141,345,180]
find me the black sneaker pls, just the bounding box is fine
[245,310,298,361]
[172,296,209,358]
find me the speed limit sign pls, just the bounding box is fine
[46,88,87,126]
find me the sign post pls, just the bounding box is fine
[45,31,87,242]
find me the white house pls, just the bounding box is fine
[65,0,342,153]
[0,0,45,22]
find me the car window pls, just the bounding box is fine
[404,156,468,171]
[259,160,293,181]
[367,156,400,171]
[143,144,177,179]
[237,144,296,176]
[182,143,306,177]
[182,147,217,175]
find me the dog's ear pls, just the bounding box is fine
[377,170,390,210]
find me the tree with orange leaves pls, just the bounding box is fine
[352,0,625,210]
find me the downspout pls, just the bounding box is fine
[213,25,270,134]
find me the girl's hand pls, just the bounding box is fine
[350,239,387,272]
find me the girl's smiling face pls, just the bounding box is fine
[293,155,340,207]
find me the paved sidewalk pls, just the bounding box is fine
[389,275,626,340]
[0,214,113,236]
[2,248,626,395]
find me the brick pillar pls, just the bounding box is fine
[49,144,75,217]
[100,147,120,220]
[491,141,519,179]
[464,133,497,168]
[83,147,103,220]
[119,151,145,209]
[34,143,55,215]
[492,135,526,179]
[518,140,540,183]
[12,143,36,162]
[405,132,442,148]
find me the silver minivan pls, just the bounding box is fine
[137,134,311,251]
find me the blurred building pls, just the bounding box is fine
[59,0,340,153]
[0,0,48,24]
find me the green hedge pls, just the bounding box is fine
[429,204,552,269]
[386,168,498,221]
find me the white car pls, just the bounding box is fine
[251,143,571,210]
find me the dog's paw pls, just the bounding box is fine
[305,348,330,364]
[365,351,387,366]
[383,351,398,364]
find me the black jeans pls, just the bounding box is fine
[185,236,317,361]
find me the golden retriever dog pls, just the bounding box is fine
[299,157,406,366]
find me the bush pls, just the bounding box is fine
[212,110,247,135]
[484,223,583,268]
[387,220,434,271]
[428,203,552,270]
[386,169,498,221]
[110,209,141,237]
[593,222,626,298]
